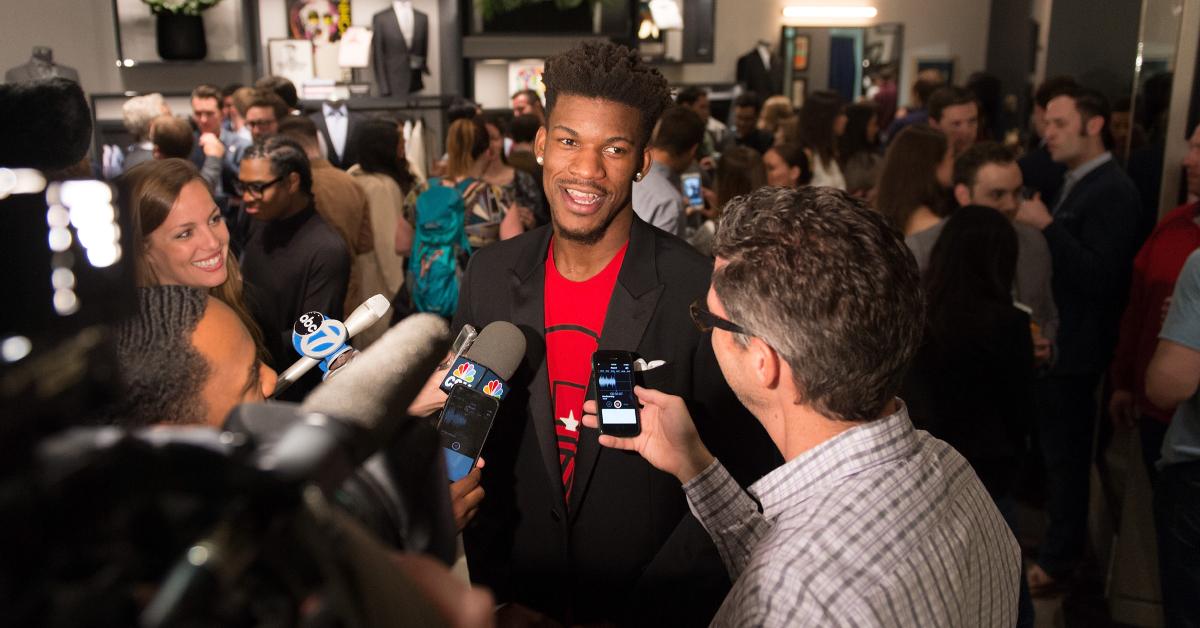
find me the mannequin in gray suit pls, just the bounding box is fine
[6,47,79,84]
[371,1,430,96]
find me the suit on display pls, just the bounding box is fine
[310,102,364,170]
[371,2,430,96]
[5,47,79,84]
[736,44,783,97]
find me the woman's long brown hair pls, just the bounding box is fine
[120,158,266,354]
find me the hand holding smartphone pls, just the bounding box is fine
[592,350,641,437]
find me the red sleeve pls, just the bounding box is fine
[1110,231,1154,391]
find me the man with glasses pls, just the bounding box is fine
[583,186,1021,625]
[408,41,779,625]
[238,136,351,401]
[244,89,288,143]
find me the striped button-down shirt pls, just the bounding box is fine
[684,403,1020,627]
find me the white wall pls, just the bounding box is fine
[658,0,991,106]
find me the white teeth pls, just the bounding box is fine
[193,255,222,270]
[566,188,600,204]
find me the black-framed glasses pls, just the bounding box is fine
[689,299,752,336]
[233,176,284,198]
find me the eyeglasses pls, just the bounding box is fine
[233,176,284,198]
[689,299,752,336]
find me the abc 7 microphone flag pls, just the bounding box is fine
[293,312,352,376]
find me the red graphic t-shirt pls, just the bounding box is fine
[544,239,627,503]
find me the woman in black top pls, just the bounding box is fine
[903,205,1035,499]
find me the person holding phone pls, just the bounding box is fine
[425,42,780,626]
[583,186,1021,626]
[631,104,706,238]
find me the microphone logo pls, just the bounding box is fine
[293,311,349,360]
[452,362,478,383]
[483,379,504,398]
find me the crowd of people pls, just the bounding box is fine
[5,34,1200,627]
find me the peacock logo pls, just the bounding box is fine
[452,362,477,383]
[483,379,503,398]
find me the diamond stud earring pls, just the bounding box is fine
[536,155,544,165]
[634,171,643,182]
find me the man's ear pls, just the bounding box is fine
[534,126,546,160]
[287,171,301,194]
[1085,114,1105,138]
[953,183,972,207]
[640,147,653,178]
[750,337,781,391]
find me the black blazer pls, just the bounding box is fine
[1043,158,1142,375]
[370,8,429,96]
[736,49,783,97]
[453,217,781,626]
[309,109,363,170]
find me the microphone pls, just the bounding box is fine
[438,321,526,400]
[272,294,392,398]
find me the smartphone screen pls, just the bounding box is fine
[437,384,499,481]
[592,350,641,437]
[681,173,703,208]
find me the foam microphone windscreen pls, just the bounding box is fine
[0,78,92,171]
[302,313,450,439]
[464,321,527,381]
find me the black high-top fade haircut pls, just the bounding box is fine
[542,41,672,150]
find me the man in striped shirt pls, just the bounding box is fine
[584,186,1021,626]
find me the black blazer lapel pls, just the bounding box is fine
[509,227,565,501]
[568,218,663,521]
[310,112,338,168]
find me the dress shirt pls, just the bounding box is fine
[1053,151,1113,214]
[394,0,414,44]
[684,404,1021,627]
[322,103,349,161]
[632,160,686,237]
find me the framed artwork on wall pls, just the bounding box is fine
[915,57,956,85]
[792,34,810,72]
[268,39,316,90]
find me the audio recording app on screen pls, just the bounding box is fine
[596,358,637,424]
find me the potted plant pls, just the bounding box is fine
[142,0,223,61]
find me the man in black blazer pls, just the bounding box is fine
[415,42,779,626]
[1015,86,1142,593]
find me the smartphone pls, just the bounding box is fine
[437,384,499,482]
[681,173,704,209]
[592,350,641,437]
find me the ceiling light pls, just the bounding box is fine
[782,5,878,20]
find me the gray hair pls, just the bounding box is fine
[106,286,211,427]
[711,186,924,422]
[122,93,167,141]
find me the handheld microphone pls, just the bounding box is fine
[438,321,526,400]
[272,294,391,398]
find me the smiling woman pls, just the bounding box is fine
[119,158,264,352]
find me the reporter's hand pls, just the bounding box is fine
[1109,389,1137,430]
[581,386,714,484]
[199,132,226,158]
[450,457,485,531]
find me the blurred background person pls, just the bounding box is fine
[121,92,169,172]
[839,101,883,198]
[875,125,953,237]
[730,92,774,154]
[763,141,811,188]
[795,90,847,189]
[757,95,795,137]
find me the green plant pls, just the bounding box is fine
[142,0,223,15]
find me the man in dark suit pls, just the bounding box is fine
[1015,86,1142,595]
[411,41,779,626]
[371,3,430,96]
